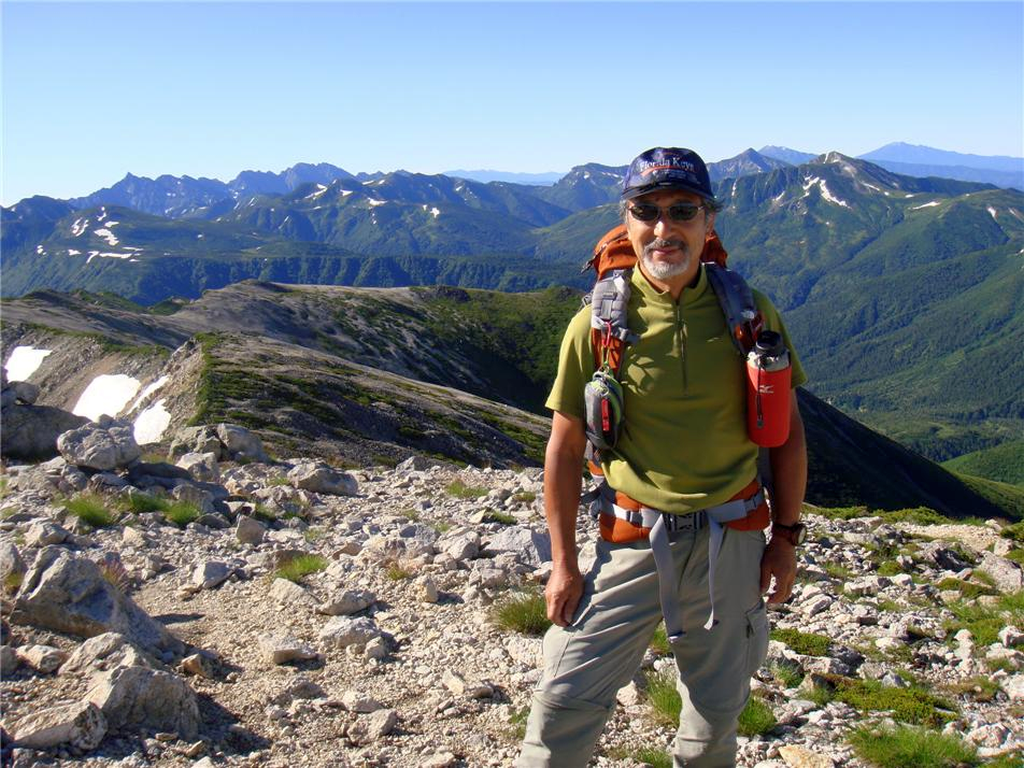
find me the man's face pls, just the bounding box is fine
[624,189,714,287]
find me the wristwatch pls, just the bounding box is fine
[771,521,807,546]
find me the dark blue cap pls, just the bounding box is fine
[621,147,714,201]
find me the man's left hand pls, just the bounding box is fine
[760,537,797,603]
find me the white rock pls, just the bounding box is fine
[269,577,314,606]
[191,561,232,590]
[257,632,318,665]
[176,452,220,483]
[320,616,381,648]
[346,708,397,744]
[317,588,375,616]
[9,700,107,751]
[16,644,68,674]
[999,625,1024,648]
[341,690,383,713]
[1002,674,1024,700]
[967,723,1010,748]
[235,516,267,545]
[418,575,439,603]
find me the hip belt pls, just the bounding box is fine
[589,479,768,642]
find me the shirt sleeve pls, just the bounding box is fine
[753,290,808,389]
[544,307,594,419]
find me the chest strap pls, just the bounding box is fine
[593,480,766,643]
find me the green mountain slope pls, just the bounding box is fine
[943,440,1024,487]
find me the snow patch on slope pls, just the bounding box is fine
[134,399,171,444]
[4,346,53,382]
[72,374,141,422]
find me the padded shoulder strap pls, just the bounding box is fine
[705,263,763,356]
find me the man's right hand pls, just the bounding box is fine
[546,562,584,627]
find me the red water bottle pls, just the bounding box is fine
[746,331,791,447]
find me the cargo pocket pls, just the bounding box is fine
[744,601,769,677]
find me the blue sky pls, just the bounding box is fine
[2,1,1022,204]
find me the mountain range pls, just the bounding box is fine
[2,149,1022,475]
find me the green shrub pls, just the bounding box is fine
[508,706,530,740]
[821,676,956,727]
[945,675,1000,703]
[770,628,831,656]
[64,494,118,528]
[484,510,517,525]
[274,554,328,583]
[935,577,997,599]
[737,695,777,736]
[1001,520,1024,544]
[118,492,168,515]
[492,592,551,636]
[445,480,489,499]
[513,491,537,504]
[162,500,201,528]
[643,669,681,726]
[944,590,1024,646]
[385,562,413,581]
[848,723,978,768]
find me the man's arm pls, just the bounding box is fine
[543,410,588,626]
[760,389,807,603]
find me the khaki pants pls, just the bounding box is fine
[517,525,769,768]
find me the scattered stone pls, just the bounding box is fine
[346,708,397,745]
[1000,626,1024,648]
[0,541,27,590]
[418,575,439,603]
[287,460,358,496]
[979,551,1024,593]
[15,644,68,674]
[341,690,383,713]
[59,633,150,675]
[258,633,318,665]
[175,452,220,483]
[191,560,232,590]
[216,423,268,462]
[180,653,214,678]
[778,744,835,768]
[317,588,375,616]
[1,405,89,461]
[25,521,68,547]
[320,616,382,649]
[9,700,107,751]
[236,515,267,545]
[269,577,315,605]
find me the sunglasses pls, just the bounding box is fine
[628,202,706,223]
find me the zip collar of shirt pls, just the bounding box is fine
[630,261,710,308]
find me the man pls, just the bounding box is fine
[517,147,808,767]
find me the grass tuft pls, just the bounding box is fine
[737,695,777,736]
[609,746,671,768]
[768,658,805,688]
[643,669,682,726]
[445,479,489,499]
[491,592,551,636]
[812,675,957,727]
[484,509,517,525]
[385,562,413,581]
[848,723,978,768]
[64,493,119,528]
[118,492,168,515]
[162,500,202,528]
[274,554,328,583]
[649,624,672,656]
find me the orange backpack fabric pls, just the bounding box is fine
[586,226,732,371]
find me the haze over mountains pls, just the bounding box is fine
[2,143,1022,498]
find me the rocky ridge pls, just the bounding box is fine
[1,421,1023,767]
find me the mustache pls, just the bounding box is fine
[643,239,686,257]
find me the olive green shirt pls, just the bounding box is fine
[547,264,807,514]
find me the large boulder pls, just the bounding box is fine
[1,405,89,461]
[170,425,223,459]
[86,664,200,739]
[57,420,141,471]
[216,423,268,462]
[287,459,358,496]
[12,547,185,658]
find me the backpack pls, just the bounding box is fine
[581,224,765,451]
